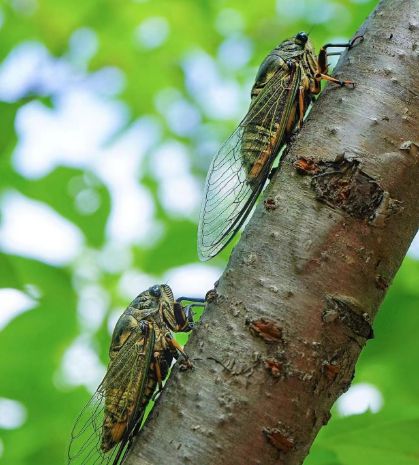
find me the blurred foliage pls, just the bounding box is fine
[0,0,418,464]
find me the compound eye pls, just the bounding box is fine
[296,32,308,44]
[149,285,161,297]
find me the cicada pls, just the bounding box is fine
[68,284,204,465]
[197,31,362,261]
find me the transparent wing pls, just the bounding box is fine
[197,65,302,261]
[67,327,155,465]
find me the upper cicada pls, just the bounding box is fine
[67,284,204,465]
[197,31,362,261]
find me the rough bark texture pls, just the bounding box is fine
[126,1,419,464]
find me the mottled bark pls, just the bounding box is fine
[126,1,419,464]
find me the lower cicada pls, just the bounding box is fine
[68,284,204,465]
[197,31,363,261]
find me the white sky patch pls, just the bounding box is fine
[215,9,244,35]
[159,175,201,217]
[74,188,101,215]
[182,50,245,120]
[77,284,109,333]
[150,141,201,217]
[96,119,159,244]
[118,270,158,300]
[85,67,126,97]
[309,1,335,24]
[5,41,160,249]
[407,230,419,259]
[67,28,98,68]
[0,42,55,101]
[0,398,27,429]
[58,337,106,393]
[96,242,133,274]
[151,141,191,179]
[135,17,170,49]
[0,39,125,103]
[276,0,307,20]
[13,88,128,178]
[191,123,224,167]
[165,98,201,137]
[336,383,383,416]
[275,0,343,24]
[218,35,253,71]
[155,88,202,137]
[0,191,84,265]
[109,182,154,244]
[11,0,37,15]
[72,249,102,286]
[164,263,221,298]
[0,288,37,331]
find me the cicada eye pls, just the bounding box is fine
[296,31,308,44]
[149,285,161,298]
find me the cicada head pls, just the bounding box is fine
[146,284,187,331]
[127,284,174,319]
[155,284,194,332]
[295,31,316,54]
[274,31,315,58]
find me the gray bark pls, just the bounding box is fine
[126,1,419,464]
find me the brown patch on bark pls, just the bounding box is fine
[294,156,402,224]
[322,361,340,382]
[323,296,374,340]
[247,318,283,343]
[264,198,278,211]
[311,159,384,220]
[293,157,321,175]
[375,274,389,290]
[263,358,282,377]
[262,427,294,452]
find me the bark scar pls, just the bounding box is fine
[246,318,283,343]
[263,426,294,452]
[294,156,402,224]
[323,295,374,340]
[263,357,283,378]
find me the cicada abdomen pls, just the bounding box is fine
[198,31,361,261]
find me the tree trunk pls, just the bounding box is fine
[126,1,419,464]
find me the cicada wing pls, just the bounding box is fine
[197,66,302,261]
[67,326,156,465]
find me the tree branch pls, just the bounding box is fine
[126,1,419,464]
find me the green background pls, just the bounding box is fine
[1,0,418,464]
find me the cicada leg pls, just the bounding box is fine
[166,335,193,370]
[151,352,165,401]
[154,352,164,392]
[316,35,364,89]
[298,85,306,128]
[317,73,355,88]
